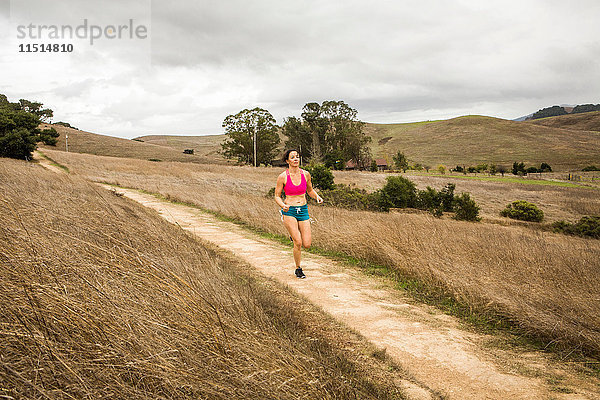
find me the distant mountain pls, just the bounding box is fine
[513,113,534,122]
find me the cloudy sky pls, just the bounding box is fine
[1,0,599,138]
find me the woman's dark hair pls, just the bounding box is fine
[282,149,299,162]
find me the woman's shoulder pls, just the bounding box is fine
[278,170,288,179]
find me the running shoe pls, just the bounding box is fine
[295,267,306,279]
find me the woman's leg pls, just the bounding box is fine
[297,220,312,249]
[283,215,302,267]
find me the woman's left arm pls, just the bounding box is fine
[305,171,323,203]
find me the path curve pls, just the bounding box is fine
[102,185,599,400]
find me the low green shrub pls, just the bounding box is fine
[319,184,382,211]
[305,164,335,190]
[552,216,600,239]
[377,176,417,211]
[500,200,544,222]
[453,193,480,221]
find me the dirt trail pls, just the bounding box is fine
[99,185,598,400]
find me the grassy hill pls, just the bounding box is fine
[525,110,600,132]
[135,134,226,158]
[38,114,600,171]
[0,158,404,399]
[39,123,229,164]
[365,115,600,170]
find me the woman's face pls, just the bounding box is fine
[287,151,300,167]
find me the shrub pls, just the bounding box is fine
[305,164,334,190]
[453,193,480,221]
[500,200,544,222]
[320,184,381,211]
[540,162,552,172]
[416,186,440,213]
[582,165,600,172]
[512,162,526,175]
[377,176,417,211]
[552,216,600,239]
[370,160,378,172]
[526,166,539,174]
[439,183,456,211]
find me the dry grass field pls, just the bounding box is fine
[0,158,407,399]
[135,133,227,159]
[366,115,600,170]
[38,123,230,164]
[40,149,600,357]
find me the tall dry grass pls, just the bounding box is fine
[40,149,600,357]
[0,159,403,399]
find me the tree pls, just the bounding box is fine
[393,151,408,171]
[540,162,552,172]
[221,107,280,166]
[530,105,567,120]
[512,162,526,175]
[285,100,371,168]
[282,116,311,162]
[18,99,54,122]
[572,104,600,114]
[1,94,58,159]
[497,165,508,177]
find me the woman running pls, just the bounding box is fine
[274,149,323,278]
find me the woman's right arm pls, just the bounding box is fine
[274,174,289,210]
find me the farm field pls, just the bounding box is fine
[40,148,600,360]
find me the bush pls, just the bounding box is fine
[500,200,544,222]
[305,164,334,190]
[415,183,455,217]
[540,162,552,172]
[320,184,382,211]
[526,166,539,174]
[582,165,600,172]
[377,176,417,211]
[453,193,480,221]
[552,216,600,239]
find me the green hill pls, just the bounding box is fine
[365,115,600,171]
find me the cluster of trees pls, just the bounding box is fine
[221,101,371,168]
[529,103,600,120]
[452,164,506,175]
[512,162,552,175]
[572,104,600,114]
[282,101,371,169]
[530,105,568,120]
[0,94,58,159]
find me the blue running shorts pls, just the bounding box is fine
[280,204,309,221]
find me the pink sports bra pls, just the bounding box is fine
[284,169,307,196]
